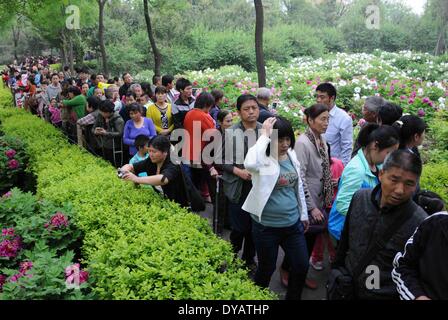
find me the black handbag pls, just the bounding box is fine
[326,208,413,300]
[327,266,355,300]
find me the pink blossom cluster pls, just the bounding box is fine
[1,191,12,199]
[2,228,15,237]
[0,274,6,291]
[5,149,16,159]
[0,229,21,258]
[44,212,69,230]
[8,159,19,170]
[3,148,20,170]
[65,263,89,286]
[10,261,33,283]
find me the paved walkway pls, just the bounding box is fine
[198,204,330,300]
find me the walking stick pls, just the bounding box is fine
[213,175,222,234]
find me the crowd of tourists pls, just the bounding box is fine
[2,57,447,300]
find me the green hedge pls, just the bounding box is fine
[421,163,448,204]
[0,85,274,300]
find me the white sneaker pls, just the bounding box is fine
[309,258,324,271]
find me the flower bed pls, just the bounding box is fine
[0,189,93,300]
[0,85,274,300]
[0,135,31,194]
[179,51,448,129]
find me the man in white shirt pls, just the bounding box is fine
[316,83,353,166]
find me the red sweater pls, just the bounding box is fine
[183,109,216,164]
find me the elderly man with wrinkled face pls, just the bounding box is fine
[332,149,427,300]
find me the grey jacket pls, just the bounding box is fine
[92,112,124,150]
[334,185,427,300]
[294,133,328,211]
[215,121,262,204]
[46,84,62,102]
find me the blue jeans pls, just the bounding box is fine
[252,219,309,300]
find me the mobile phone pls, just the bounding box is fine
[272,102,278,109]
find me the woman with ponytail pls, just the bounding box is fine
[328,124,400,240]
[393,115,427,158]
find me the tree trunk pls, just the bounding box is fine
[254,0,266,87]
[435,29,446,55]
[69,35,75,76]
[98,0,109,77]
[143,0,162,76]
[435,0,448,55]
[12,26,20,61]
[60,31,68,67]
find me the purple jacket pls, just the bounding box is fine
[123,117,156,155]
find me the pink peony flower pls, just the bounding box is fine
[192,81,198,86]
[1,228,15,237]
[306,80,312,85]
[0,238,21,258]
[2,191,12,199]
[8,159,19,170]
[417,109,425,117]
[5,149,16,159]
[400,95,406,100]
[65,264,89,285]
[410,91,417,98]
[422,97,430,104]
[19,261,33,274]
[46,212,69,229]
[0,274,6,291]
[408,98,415,104]
[9,273,21,283]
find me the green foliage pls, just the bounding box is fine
[0,85,275,300]
[421,163,448,204]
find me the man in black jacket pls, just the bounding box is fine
[332,150,427,300]
[392,210,448,300]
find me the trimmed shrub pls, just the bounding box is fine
[421,163,448,204]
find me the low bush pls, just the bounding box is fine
[0,188,93,300]
[420,163,448,204]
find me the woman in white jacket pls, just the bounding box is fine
[242,116,310,300]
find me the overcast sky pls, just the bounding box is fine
[399,0,427,15]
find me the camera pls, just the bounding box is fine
[117,169,126,179]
